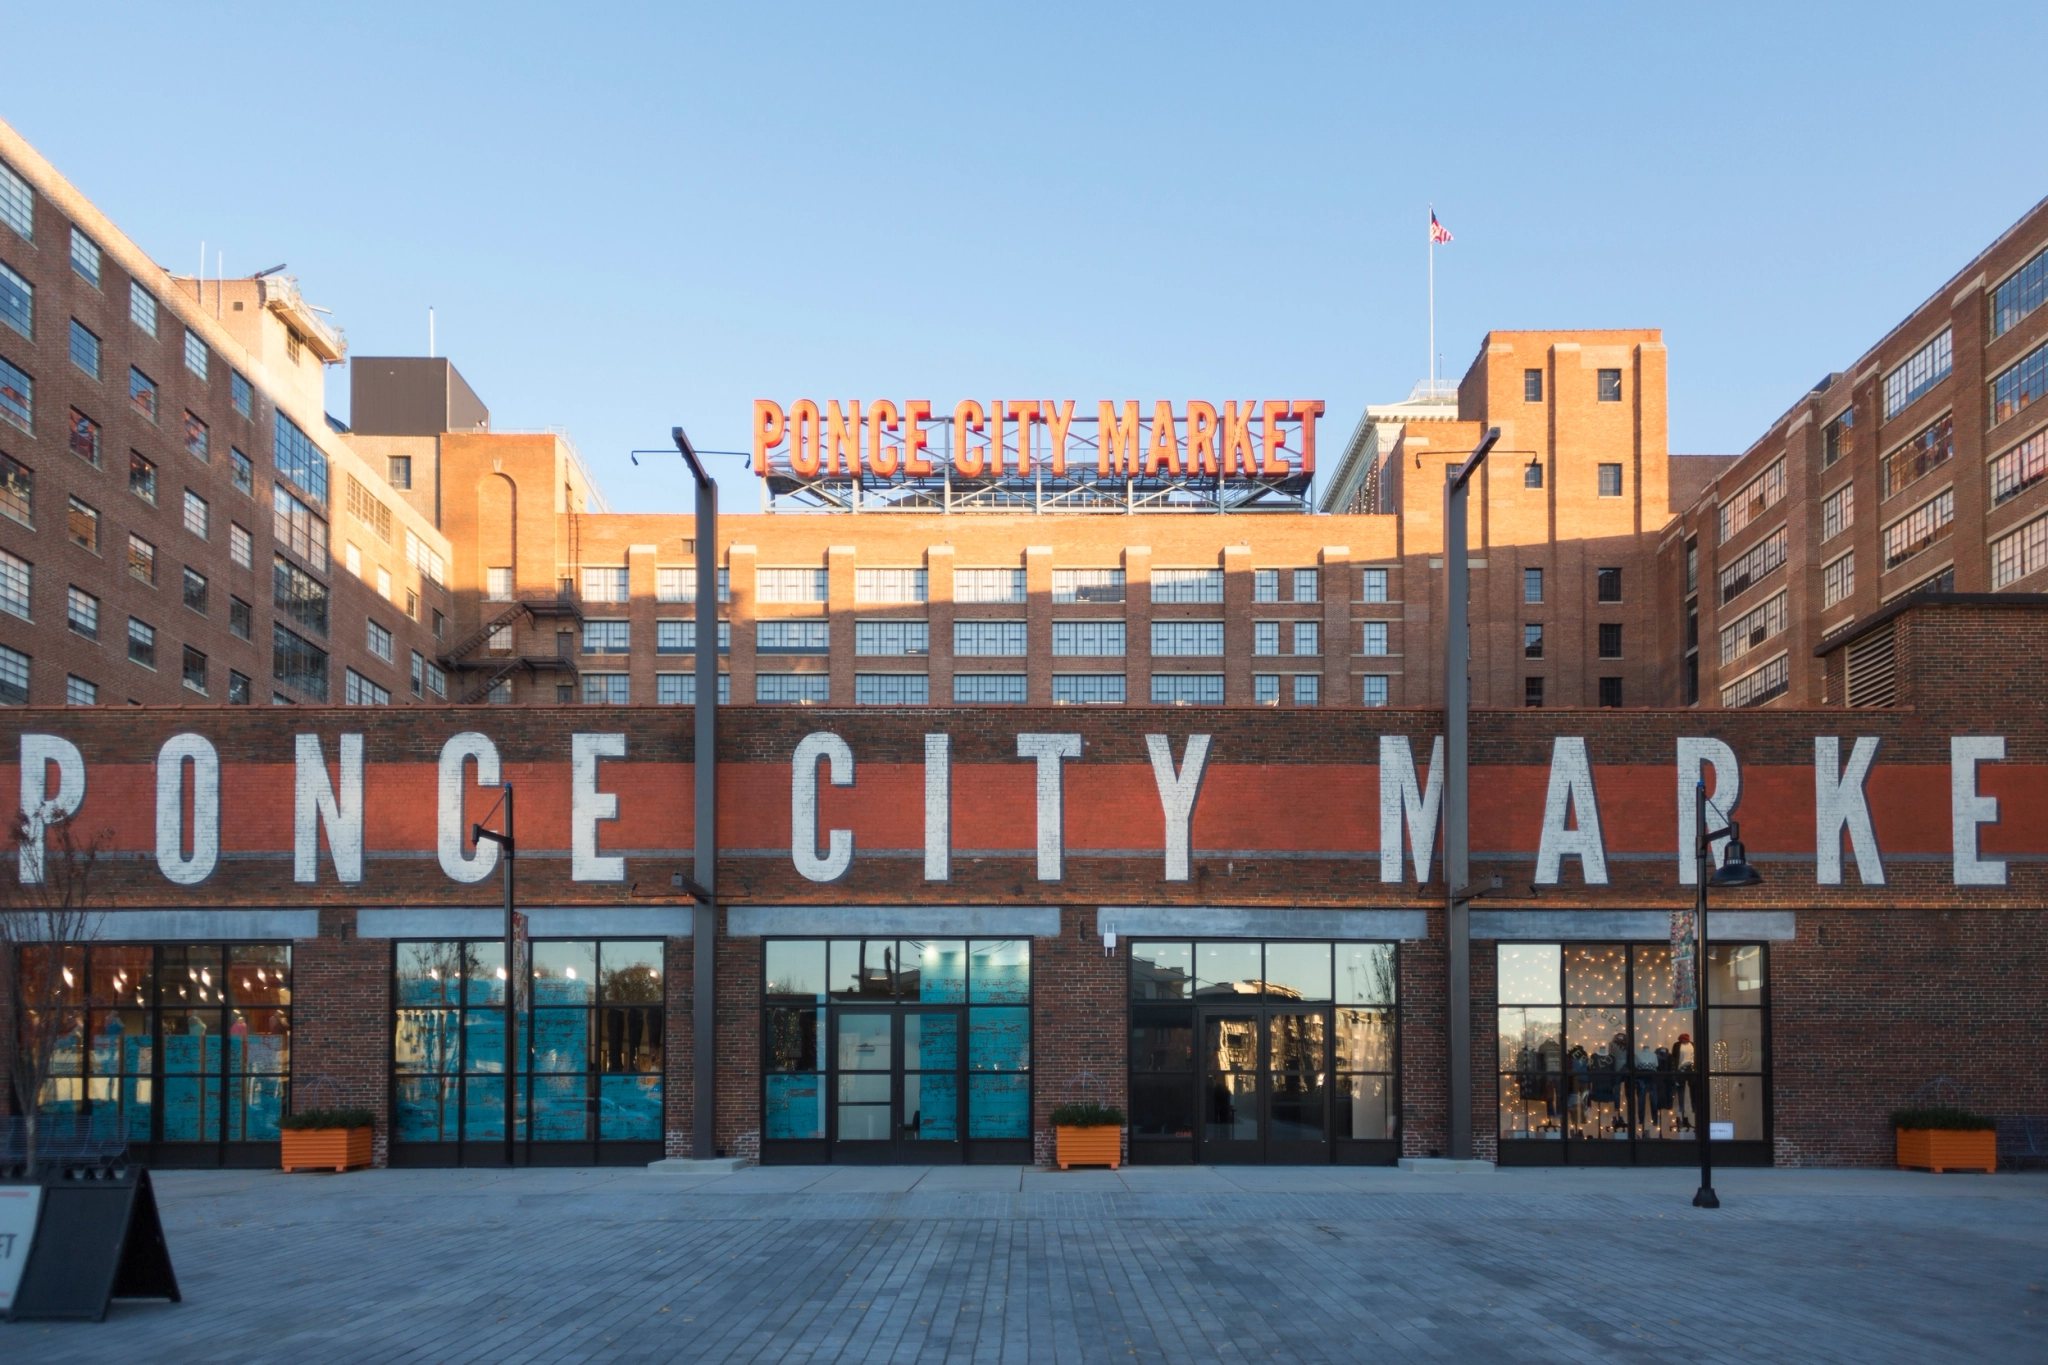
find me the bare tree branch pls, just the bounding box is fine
[1,810,110,1177]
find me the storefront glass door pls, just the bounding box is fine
[390,937,664,1167]
[764,938,1031,1165]
[1132,940,1398,1166]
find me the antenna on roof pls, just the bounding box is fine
[429,307,436,358]
[252,263,287,279]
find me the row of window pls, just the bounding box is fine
[567,671,1342,707]
[1520,677,1627,709]
[1521,623,1626,660]
[1520,368,1626,404]
[566,565,1386,607]
[567,616,1348,659]
[571,563,1641,614]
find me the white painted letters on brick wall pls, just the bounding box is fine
[1017,733,1082,881]
[1951,736,2006,887]
[17,734,86,885]
[1379,735,1444,884]
[571,733,626,882]
[792,731,855,883]
[1535,736,1608,885]
[293,734,364,884]
[437,732,503,884]
[1815,737,1884,886]
[1676,738,1740,886]
[923,733,950,882]
[154,734,219,886]
[1147,734,1211,882]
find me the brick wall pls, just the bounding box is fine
[291,909,393,1163]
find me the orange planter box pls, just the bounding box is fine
[1896,1127,1996,1174]
[1055,1125,1122,1171]
[281,1127,374,1173]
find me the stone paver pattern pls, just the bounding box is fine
[4,1164,2043,1363]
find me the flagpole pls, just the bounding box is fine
[1428,204,1436,388]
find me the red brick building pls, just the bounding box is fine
[0,122,456,713]
[2,597,2042,1171]
[1664,195,2048,710]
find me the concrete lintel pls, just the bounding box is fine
[1096,907,1430,942]
[728,905,1063,938]
[1471,909,1796,942]
[526,909,693,938]
[357,908,502,940]
[78,910,321,942]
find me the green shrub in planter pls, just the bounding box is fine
[1049,1102,1125,1128]
[1889,1106,1995,1132]
[279,1107,375,1131]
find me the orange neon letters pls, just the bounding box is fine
[1292,400,1324,475]
[1044,400,1075,476]
[753,400,786,476]
[1221,401,1258,476]
[789,399,822,478]
[825,400,862,477]
[1145,400,1182,477]
[1261,400,1290,475]
[1005,400,1041,476]
[1186,401,1219,476]
[904,401,935,475]
[1099,400,1140,478]
[750,400,1319,483]
[866,400,901,477]
[953,400,986,478]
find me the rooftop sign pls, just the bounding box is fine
[750,399,1327,513]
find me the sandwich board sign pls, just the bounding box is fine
[4,1169,179,1321]
[0,1185,42,1314]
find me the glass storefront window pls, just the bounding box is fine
[761,937,1032,1155]
[1496,942,1768,1156]
[392,938,663,1153]
[1129,940,1399,1162]
[1131,942,1192,1000]
[22,943,289,1150]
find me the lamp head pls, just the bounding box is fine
[1709,827,1763,888]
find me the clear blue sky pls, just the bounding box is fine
[9,3,2046,510]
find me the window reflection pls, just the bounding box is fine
[21,943,289,1145]
[1130,939,1399,1159]
[390,938,663,1149]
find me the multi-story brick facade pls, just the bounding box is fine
[348,328,1705,714]
[0,119,454,711]
[1664,194,2048,709]
[0,597,2042,1172]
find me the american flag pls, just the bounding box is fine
[1430,211,1453,244]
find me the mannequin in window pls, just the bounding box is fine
[1566,1045,1589,1133]
[1652,1044,1675,1135]
[1673,1032,1697,1132]
[1632,1037,1660,1132]
[1587,1043,1619,1136]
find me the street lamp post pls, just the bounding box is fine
[1691,779,1760,1208]
[1442,426,1499,1162]
[470,784,515,1168]
[673,427,719,1161]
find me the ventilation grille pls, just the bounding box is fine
[1845,627,1897,708]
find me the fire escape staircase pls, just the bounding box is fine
[443,595,585,704]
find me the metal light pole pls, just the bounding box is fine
[1442,426,1499,1162]
[1691,780,1760,1208]
[470,784,515,1168]
[673,427,719,1161]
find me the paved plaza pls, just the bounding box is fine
[3,1162,2042,1363]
